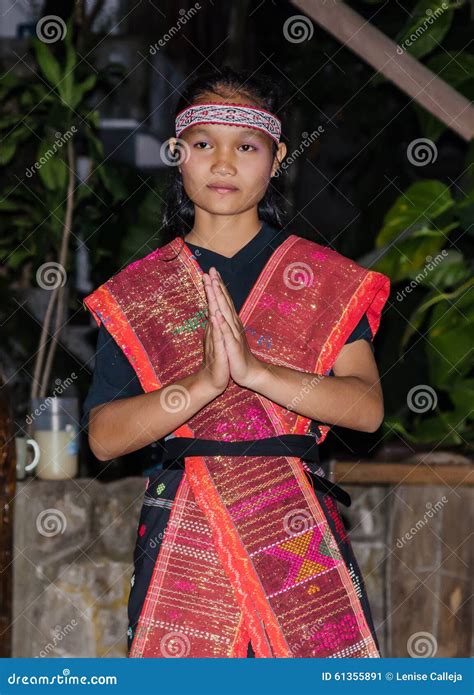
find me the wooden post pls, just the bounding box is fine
[291,0,474,141]
[0,377,16,657]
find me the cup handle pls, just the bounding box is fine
[25,438,41,471]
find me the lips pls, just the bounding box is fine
[207,183,238,193]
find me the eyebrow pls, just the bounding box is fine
[187,126,266,140]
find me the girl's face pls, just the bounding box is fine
[171,100,286,217]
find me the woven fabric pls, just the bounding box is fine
[83,234,390,657]
[175,102,282,144]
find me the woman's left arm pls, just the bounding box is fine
[204,266,384,434]
[246,340,384,433]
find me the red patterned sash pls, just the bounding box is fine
[84,235,390,657]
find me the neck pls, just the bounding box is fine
[184,210,264,257]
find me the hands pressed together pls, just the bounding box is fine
[200,266,263,394]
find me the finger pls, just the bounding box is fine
[215,308,238,349]
[210,268,244,335]
[202,272,221,320]
[211,277,241,341]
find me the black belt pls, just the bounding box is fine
[160,434,351,507]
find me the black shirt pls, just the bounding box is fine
[82,223,373,437]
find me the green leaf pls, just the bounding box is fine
[375,180,454,248]
[0,140,16,165]
[71,74,97,109]
[457,187,474,234]
[374,227,447,282]
[57,39,77,108]
[418,249,471,289]
[427,280,474,386]
[32,38,62,87]
[414,52,474,140]
[7,248,32,269]
[450,380,474,414]
[36,137,68,191]
[394,0,454,60]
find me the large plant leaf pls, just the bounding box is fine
[373,227,449,282]
[414,52,474,140]
[417,249,472,290]
[394,0,454,60]
[32,38,62,87]
[375,180,454,248]
[35,137,68,191]
[57,38,76,108]
[426,280,474,386]
[71,75,97,109]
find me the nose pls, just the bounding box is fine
[210,154,237,176]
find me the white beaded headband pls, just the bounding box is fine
[175,102,282,145]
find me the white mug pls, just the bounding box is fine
[15,437,40,480]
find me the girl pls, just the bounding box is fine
[82,67,390,658]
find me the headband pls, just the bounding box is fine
[175,102,282,145]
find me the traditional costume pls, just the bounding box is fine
[82,102,390,658]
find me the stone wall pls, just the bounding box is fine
[12,478,471,657]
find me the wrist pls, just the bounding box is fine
[191,367,225,402]
[240,358,267,391]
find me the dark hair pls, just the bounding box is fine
[159,66,287,249]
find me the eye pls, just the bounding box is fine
[194,141,210,149]
[239,143,258,152]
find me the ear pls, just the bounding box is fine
[272,142,287,176]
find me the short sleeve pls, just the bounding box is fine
[345,313,374,352]
[81,323,144,431]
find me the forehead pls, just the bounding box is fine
[184,123,268,141]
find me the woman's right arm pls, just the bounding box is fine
[88,284,230,461]
[88,369,221,461]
